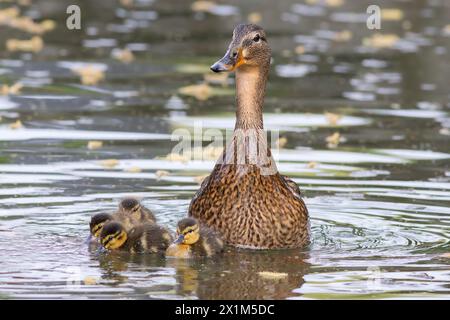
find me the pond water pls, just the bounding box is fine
[0,0,449,299]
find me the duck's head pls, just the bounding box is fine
[100,222,128,250]
[118,197,141,214]
[89,213,113,238]
[174,218,200,245]
[210,23,270,73]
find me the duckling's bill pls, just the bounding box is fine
[174,234,185,244]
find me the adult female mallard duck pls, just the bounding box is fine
[89,197,156,239]
[100,222,173,253]
[165,217,224,258]
[189,24,309,249]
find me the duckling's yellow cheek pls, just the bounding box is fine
[103,232,127,250]
[184,232,200,245]
[92,223,104,238]
[112,235,127,249]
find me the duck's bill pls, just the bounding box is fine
[210,59,233,73]
[97,246,107,254]
[174,234,185,244]
[210,49,245,73]
[84,234,93,244]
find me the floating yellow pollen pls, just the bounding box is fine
[247,12,262,24]
[333,30,352,42]
[178,83,213,101]
[324,112,342,126]
[363,34,400,48]
[326,132,343,148]
[381,9,404,21]
[112,48,134,64]
[203,72,228,87]
[87,141,103,150]
[191,1,215,12]
[295,45,305,55]
[1,83,23,95]
[9,120,23,130]
[307,161,317,169]
[83,276,98,285]
[100,159,119,168]
[155,170,170,180]
[275,137,288,149]
[72,65,105,86]
[125,166,142,173]
[6,36,43,52]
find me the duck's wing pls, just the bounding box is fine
[281,175,302,197]
[188,174,211,214]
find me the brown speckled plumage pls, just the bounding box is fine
[189,24,309,249]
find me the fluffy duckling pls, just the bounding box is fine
[166,218,224,258]
[89,212,114,238]
[89,198,156,239]
[100,222,173,254]
[115,197,157,230]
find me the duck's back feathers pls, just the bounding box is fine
[189,164,309,249]
[126,223,173,254]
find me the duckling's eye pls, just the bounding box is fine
[232,51,238,58]
[253,34,260,42]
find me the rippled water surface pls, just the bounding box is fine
[0,0,449,299]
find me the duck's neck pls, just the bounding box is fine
[235,65,269,130]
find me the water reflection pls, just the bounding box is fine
[94,248,310,299]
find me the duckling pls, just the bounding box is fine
[89,197,157,239]
[115,197,157,230]
[100,222,173,254]
[189,24,309,249]
[89,212,114,238]
[166,217,223,258]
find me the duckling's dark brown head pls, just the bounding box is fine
[211,23,271,73]
[89,213,113,238]
[175,217,200,245]
[118,197,141,213]
[100,222,128,250]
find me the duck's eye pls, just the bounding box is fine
[232,51,238,58]
[253,34,260,42]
